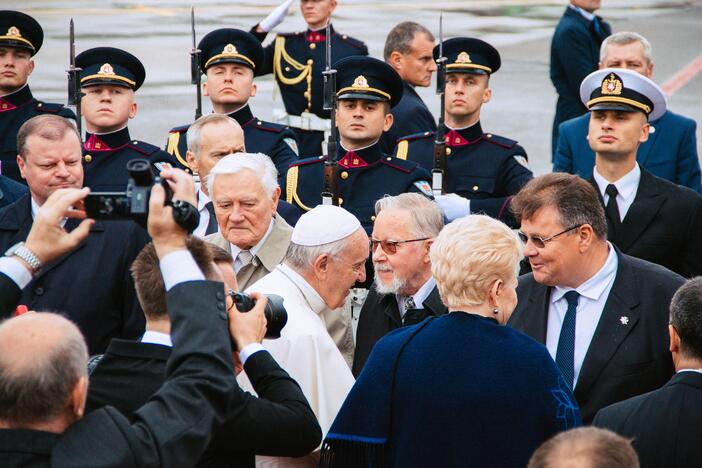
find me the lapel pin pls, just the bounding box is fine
[620,316,629,325]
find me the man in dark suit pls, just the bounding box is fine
[580,67,702,277]
[550,0,611,157]
[509,172,683,423]
[0,168,270,467]
[87,237,321,466]
[378,21,437,154]
[0,114,148,354]
[554,32,701,193]
[353,193,447,376]
[594,277,702,468]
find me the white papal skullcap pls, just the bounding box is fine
[291,205,362,246]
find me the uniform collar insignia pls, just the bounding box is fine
[601,73,623,95]
[98,63,116,76]
[353,75,369,88]
[456,51,472,64]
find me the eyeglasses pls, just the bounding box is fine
[517,224,582,249]
[370,237,430,255]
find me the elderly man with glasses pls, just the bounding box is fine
[508,172,683,424]
[352,193,447,377]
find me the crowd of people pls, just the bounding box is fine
[0,1,701,467]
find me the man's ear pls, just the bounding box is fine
[383,112,394,132]
[16,155,27,180]
[185,150,198,174]
[313,253,330,279]
[669,324,680,354]
[202,81,209,97]
[69,376,88,421]
[128,101,138,120]
[271,186,281,213]
[389,51,404,72]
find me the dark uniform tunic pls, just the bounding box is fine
[83,126,176,192]
[379,80,436,155]
[395,121,532,227]
[284,142,432,234]
[0,85,76,182]
[166,104,298,185]
[252,25,368,157]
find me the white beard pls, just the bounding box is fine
[373,268,408,296]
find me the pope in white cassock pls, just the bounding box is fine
[241,205,370,467]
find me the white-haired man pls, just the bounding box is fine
[241,204,368,467]
[204,153,292,291]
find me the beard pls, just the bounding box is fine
[373,266,408,296]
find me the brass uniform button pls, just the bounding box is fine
[84,154,92,163]
[285,66,290,72]
[307,59,313,65]
[446,147,452,156]
[340,171,349,180]
[37,103,43,108]
[386,157,392,161]
[473,185,479,192]
[486,134,493,138]
[309,43,316,50]
[257,121,262,125]
[371,215,376,221]
[338,198,343,205]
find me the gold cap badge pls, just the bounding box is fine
[601,73,623,95]
[353,75,369,88]
[456,52,472,64]
[7,26,21,38]
[223,43,238,54]
[98,63,115,76]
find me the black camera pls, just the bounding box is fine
[84,159,199,232]
[232,292,288,339]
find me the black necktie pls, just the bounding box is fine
[604,184,621,237]
[204,201,218,235]
[555,291,580,389]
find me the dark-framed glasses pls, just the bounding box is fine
[517,224,582,249]
[370,237,430,255]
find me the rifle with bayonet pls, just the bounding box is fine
[432,13,447,196]
[66,18,83,139]
[190,7,203,120]
[321,21,339,206]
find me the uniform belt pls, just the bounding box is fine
[273,109,331,132]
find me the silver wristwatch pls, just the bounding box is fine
[5,242,42,273]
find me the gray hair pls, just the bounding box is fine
[17,115,80,160]
[383,21,435,61]
[0,314,88,425]
[670,277,702,361]
[186,113,243,156]
[206,152,279,198]
[284,237,351,272]
[375,193,444,238]
[600,31,653,64]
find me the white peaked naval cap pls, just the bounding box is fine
[291,205,362,246]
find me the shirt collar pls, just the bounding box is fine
[569,4,596,21]
[677,368,702,375]
[141,330,173,347]
[411,276,436,307]
[593,163,641,203]
[277,263,329,316]
[229,218,275,259]
[197,187,211,212]
[552,242,618,303]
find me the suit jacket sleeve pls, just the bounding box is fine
[555,25,599,101]
[251,28,275,77]
[211,350,322,457]
[682,192,702,277]
[0,272,21,317]
[553,121,575,173]
[119,226,150,339]
[676,119,701,193]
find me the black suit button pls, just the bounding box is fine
[219,311,228,320]
[34,286,44,296]
[217,302,225,310]
[216,291,224,300]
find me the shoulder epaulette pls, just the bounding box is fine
[35,101,66,114]
[169,123,190,134]
[336,33,366,50]
[483,133,518,149]
[398,131,435,144]
[290,155,326,167]
[128,140,161,156]
[380,155,418,174]
[279,31,302,38]
[250,119,285,134]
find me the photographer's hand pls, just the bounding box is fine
[228,292,268,351]
[24,187,94,266]
[159,167,197,206]
[148,183,188,259]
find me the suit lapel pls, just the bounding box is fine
[617,170,666,251]
[422,286,447,317]
[33,219,102,280]
[521,281,551,343]
[380,293,401,328]
[574,252,640,400]
[635,120,658,167]
[1,196,33,247]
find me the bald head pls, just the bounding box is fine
[0,313,88,428]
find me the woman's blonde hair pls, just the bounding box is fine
[430,215,523,309]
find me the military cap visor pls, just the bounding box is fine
[580,68,667,122]
[435,37,501,75]
[333,56,404,108]
[76,47,146,91]
[0,11,43,55]
[198,29,264,74]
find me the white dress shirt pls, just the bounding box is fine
[193,187,212,238]
[593,164,641,221]
[547,243,619,388]
[396,276,436,319]
[230,219,274,273]
[140,329,263,364]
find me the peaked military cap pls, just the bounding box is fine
[0,11,43,55]
[435,37,501,75]
[76,47,146,91]
[333,56,403,108]
[198,28,264,74]
[580,68,667,121]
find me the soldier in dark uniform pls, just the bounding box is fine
[166,28,298,181]
[76,47,176,192]
[0,10,76,183]
[284,56,433,235]
[395,37,533,228]
[251,0,368,157]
